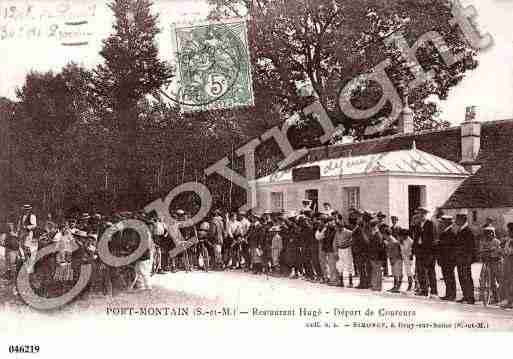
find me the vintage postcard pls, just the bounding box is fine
[1,0,513,357]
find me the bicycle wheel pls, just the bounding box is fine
[479,263,491,306]
[152,248,161,275]
[202,245,210,272]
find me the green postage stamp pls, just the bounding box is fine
[172,19,254,112]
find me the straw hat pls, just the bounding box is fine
[269,225,282,233]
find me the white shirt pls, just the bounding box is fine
[320,208,335,216]
[315,228,326,241]
[20,213,37,232]
[152,221,167,236]
[400,237,413,258]
[240,217,251,237]
[227,219,242,238]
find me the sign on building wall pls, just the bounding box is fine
[292,166,320,182]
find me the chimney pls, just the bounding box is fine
[460,106,481,173]
[398,96,414,134]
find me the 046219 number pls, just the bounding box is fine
[8,345,40,354]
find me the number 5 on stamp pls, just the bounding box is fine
[167,19,254,112]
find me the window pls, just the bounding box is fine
[270,192,284,212]
[344,187,360,209]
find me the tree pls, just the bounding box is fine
[8,64,99,213]
[0,97,16,219]
[208,0,478,141]
[92,0,174,209]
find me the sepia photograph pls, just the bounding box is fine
[1,0,513,357]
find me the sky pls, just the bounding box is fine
[0,0,512,125]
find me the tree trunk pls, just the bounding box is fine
[118,102,140,209]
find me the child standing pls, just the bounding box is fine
[383,226,403,293]
[398,228,414,291]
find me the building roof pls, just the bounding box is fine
[443,120,513,209]
[257,148,468,185]
[298,126,462,165]
[279,119,513,208]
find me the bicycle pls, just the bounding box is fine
[479,260,492,306]
[151,246,162,275]
[197,239,211,272]
[478,248,498,307]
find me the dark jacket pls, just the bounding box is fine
[412,220,436,255]
[438,226,457,264]
[247,225,260,249]
[321,225,336,253]
[352,225,369,257]
[301,223,316,254]
[454,224,475,262]
[368,230,386,261]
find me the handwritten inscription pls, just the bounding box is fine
[0,2,96,45]
[322,157,369,176]
[0,3,96,22]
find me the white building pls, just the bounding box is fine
[254,106,513,236]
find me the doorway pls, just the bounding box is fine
[305,189,319,213]
[408,185,426,225]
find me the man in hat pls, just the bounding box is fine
[479,225,502,304]
[226,212,243,269]
[320,202,335,217]
[412,207,438,297]
[238,211,252,270]
[376,212,389,277]
[454,211,475,304]
[376,211,386,224]
[172,209,193,271]
[397,228,414,291]
[151,214,170,273]
[391,216,400,237]
[314,215,329,282]
[300,199,313,216]
[334,218,355,287]
[17,204,38,274]
[481,217,496,247]
[368,219,386,291]
[353,210,371,288]
[438,215,457,301]
[322,216,338,285]
[209,209,225,270]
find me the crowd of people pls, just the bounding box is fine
[1,201,513,309]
